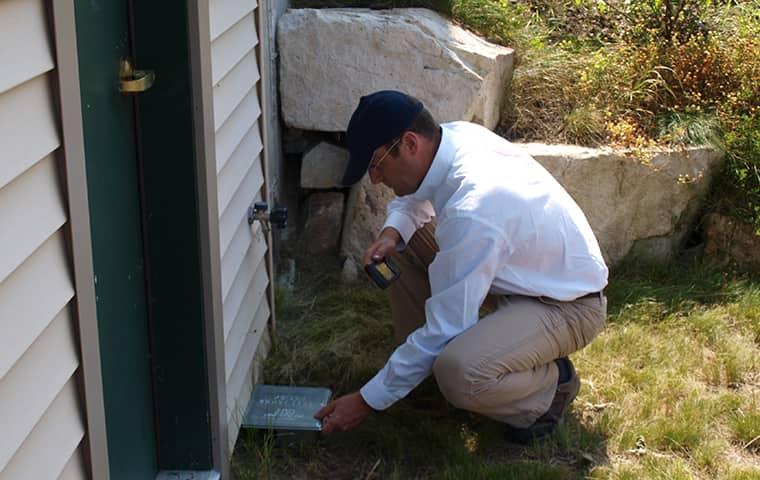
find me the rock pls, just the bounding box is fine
[702,213,760,268]
[282,127,317,155]
[519,144,724,265]
[278,8,514,132]
[300,142,350,189]
[340,178,395,264]
[300,192,345,256]
[338,143,724,267]
[342,257,359,282]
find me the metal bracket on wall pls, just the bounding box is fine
[119,57,155,93]
[247,202,288,235]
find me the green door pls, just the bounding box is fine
[74,1,158,478]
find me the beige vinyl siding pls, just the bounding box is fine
[57,447,87,480]
[0,71,60,206]
[0,0,54,97]
[209,0,272,451]
[0,152,67,295]
[0,0,87,477]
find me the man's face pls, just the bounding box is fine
[367,134,418,196]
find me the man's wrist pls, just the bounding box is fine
[380,226,401,244]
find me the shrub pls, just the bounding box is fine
[708,113,760,232]
[619,0,714,44]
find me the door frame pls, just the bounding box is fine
[52,0,276,477]
[129,0,217,471]
[52,0,227,477]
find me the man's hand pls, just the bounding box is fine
[314,391,373,434]
[362,227,402,266]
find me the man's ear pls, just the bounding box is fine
[402,131,419,155]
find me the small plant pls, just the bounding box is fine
[450,0,533,47]
[563,104,607,145]
[655,111,723,147]
[231,429,277,479]
[729,400,760,453]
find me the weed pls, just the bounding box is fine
[231,429,277,479]
[730,398,760,453]
[655,111,723,148]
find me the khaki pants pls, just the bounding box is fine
[388,222,607,428]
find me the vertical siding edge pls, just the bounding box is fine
[255,0,277,334]
[187,0,229,478]
[50,2,110,479]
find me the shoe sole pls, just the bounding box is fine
[504,359,581,444]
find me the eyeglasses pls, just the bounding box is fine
[368,137,401,173]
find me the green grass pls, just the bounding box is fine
[231,259,760,479]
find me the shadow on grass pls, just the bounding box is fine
[605,257,759,322]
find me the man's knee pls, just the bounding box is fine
[432,348,478,410]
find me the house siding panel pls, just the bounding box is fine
[0,74,60,194]
[220,161,265,298]
[57,446,87,480]
[0,377,85,480]
[0,0,54,94]
[213,49,260,130]
[219,152,264,262]
[0,2,87,477]
[222,222,268,340]
[215,87,262,173]
[209,0,271,451]
[226,298,270,449]
[209,0,257,41]
[0,153,67,283]
[0,232,74,381]
[217,124,263,214]
[0,304,79,473]
[224,253,269,380]
[210,13,258,84]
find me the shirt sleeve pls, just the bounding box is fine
[383,196,435,247]
[360,216,508,410]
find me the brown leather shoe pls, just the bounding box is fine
[505,357,580,444]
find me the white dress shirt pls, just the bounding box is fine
[360,121,609,411]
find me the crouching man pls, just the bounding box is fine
[315,91,608,443]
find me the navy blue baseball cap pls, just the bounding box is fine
[341,90,424,186]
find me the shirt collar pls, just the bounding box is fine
[410,124,454,202]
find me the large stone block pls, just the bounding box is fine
[278,8,514,132]
[521,144,724,265]
[300,142,350,189]
[339,145,724,267]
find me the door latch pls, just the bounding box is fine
[119,57,155,93]
[248,202,288,233]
